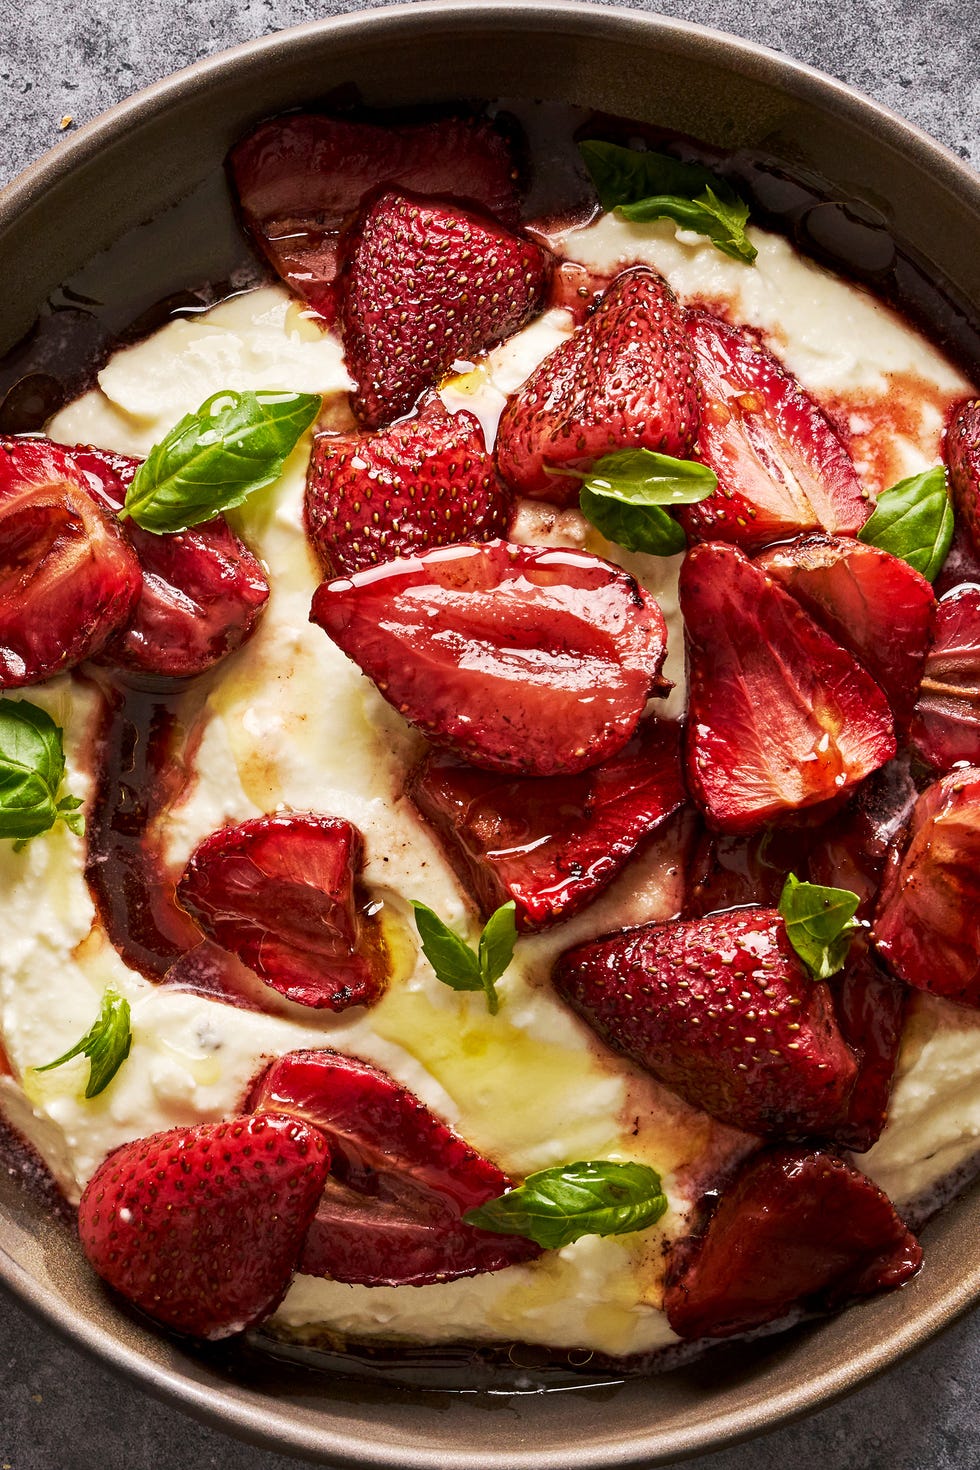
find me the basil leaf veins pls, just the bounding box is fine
[778,872,861,980]
[0,699,84,844]
[36,987,132,1099]
[464,1160,668,1250]
[857,465,955,582]
[411,900,517,1015]
[121,388,322,534]
[560,449,716,556]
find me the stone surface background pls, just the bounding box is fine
[1,0,978,1466]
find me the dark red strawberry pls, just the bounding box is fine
[0,436,141,685]
[805,753,919,917]
[684,823,803,918]
[758,534,935,731]
[228,113,523,326]
[873,767,980,1008]
[339,189,549,429]
[311,540,669,777]
[681,543,896,833]
[247,1050,540,1286]
[177,814,388,1011]
[679,313,870,551]
[910,585,980,771]
[935,522,980,597]
[663,1146,921,1340]
[408,718,687,932]
[945,398,980,554]
[495,266,699,502]
[553,908,857,1137]
[77,1114,331,1339]
[830,947,907,1154]
[305,399,510,577]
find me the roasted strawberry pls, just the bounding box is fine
[305,399,510,577]
[408,718,686,932]
[805,753,919,917]
[910,586,980,771]
[681,543,896,833]
[663,1146,921,1340]
[679,314,869,551]
[830,947,907,1154]
[77,1114,331,1339]
[934,523,980,597]
[873,767,980,1008]
[228,113,523,326]
[177,814,387,1011]
[495,266,699,502]
[758,534,935,730]
[311,540,669,777]
[945,398,980,554]
[553,908,857,1137]
[0,436,141,685]
[684,824,803,918]
[339,188,549,429]
[248,1050,540,1286]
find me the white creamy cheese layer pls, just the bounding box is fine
[0,216,972,1356]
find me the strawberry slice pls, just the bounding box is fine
[177,814,388,1011]
[873,767,980,1008]
[910,585,980,771]
[553,908,857,1138]
[77,1114,331,1339]
[758,534,935,731]
[946,398,980,554]
[305,399,510,577]
[681,543,896,833]
[311,539,669,777]
[228,113,523,326]
[679,313,870,552]
[247,1050,540,1286]
[339,188,549,429]
[805,753,919,917]
[408,718,687,932]
[684,823,803,918]
[495,266,699,503]
[831,947,907,1154]
[663,1146,921,1340]
[0,436,141,685]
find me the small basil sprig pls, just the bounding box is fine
[0,700,84,844]
[556,449,716,556]
[857,465,954,582]
[778,872,861,980]
[464,1161,668,1249]
[411,901,516,1015]
[35,988,132,1099]
[579,140,757,265]
[121,388,322,534]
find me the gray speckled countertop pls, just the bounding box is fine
[1,2,978,1467]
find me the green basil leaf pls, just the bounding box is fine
[0,700,84,843]
[857,466,955,581]
[618,187,757,264]
[464,1161,668,1250]
[121,388,322,534]
[36,988,132,1098]
[412,901,516,1014]
[477,901,517,1016]
[778,872,861,980]
[574,449,716,556]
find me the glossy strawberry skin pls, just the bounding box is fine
[664,1147,921,1340]
[831,947,908,1154]
[681,543,896,834]
[408,718,687,932]
[77,1114,331,1340]
[340,188,549,429]
[553,908,857,1138]
[945,398,980,555]
[679,313,870,552]
[248,1050,540,1287]
[0,437,142,685]
[177,814,388,1012]
[910,585,980,771]
[305,399,510,577]
[495,266,699,503]
[311,539,669,777]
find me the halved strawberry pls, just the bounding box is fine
[408,718,687,932]
[684,823,803,918]
[305,399,510,577]
[663,1146,921,1340]
[831,947,907,1154]
[945,398,980,554]
[311,540,669,777]
[680,543,896,833]
[873,767,980,1008]
[910,586,980,771]
[495,266,699,503]
[228,113,523,326]
[247,1050,540,1286]
[805,753,919,917]
[339,188,549,429]
[553,908,857,1138]
[679,313,870,551]
[758,534,935,731]
[177,814,388,1011]
[0,436,141,685]
[77,1114,331,1339]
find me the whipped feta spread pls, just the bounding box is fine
[0,216,975,1359]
